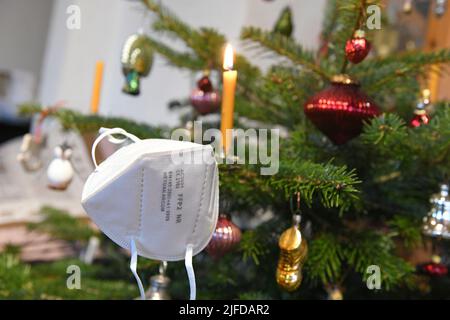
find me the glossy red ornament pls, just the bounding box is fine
[206,213,241,259]
[304,74,381,145]
[410,111,430,128]
[197,75,213,92]
[421,262,448,277]
[410,89,431,127]
[345,30,371,64]
[190,75,221,115]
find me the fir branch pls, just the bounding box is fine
[142,0,200,48]
[19,104,165,139]
[240,27,331,81]
[143,0,226,66]
[28,207,97,242]
[320,0,339,48]
[329,0,381,70]
[219,164,275,211]
[235,66,322,129]
[344,231,415,290]
[359,49,450,73]
[269,160,361,212]
[387,215,423,248]
[361,108,450,179]
[413,104,450,171]
[146,37,205,70]
[304,233,344,285]
[0,253,33,299]
[361,113,408,148]
[30,258,138,299]
[238,291,271,300]
[329,0,365,69]
[340,0,366,74]
[240,230,269,266]
[354,49,450,92]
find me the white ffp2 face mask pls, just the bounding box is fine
[81,128,219,300]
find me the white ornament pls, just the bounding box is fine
[47,145,74,190]
[17,133,45,172]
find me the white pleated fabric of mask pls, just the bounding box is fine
[81,128,219,300]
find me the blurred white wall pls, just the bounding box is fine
[0,0,54,96]
[37,0,326,126]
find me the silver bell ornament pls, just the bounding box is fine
[145,261,171,300]
[435,0,447,17]
[423,184,450,239]
[47,143,74,191]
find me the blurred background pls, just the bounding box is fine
[2,0,448,132]
[0,0,328,128]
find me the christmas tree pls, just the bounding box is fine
[9,0,450,299]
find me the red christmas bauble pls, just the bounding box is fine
[190,75,221,115]
[190,89,221,115]
[421,262,448,277]
[197,75,213,93]
[304,75,381,145]
[345,30,371,64]
[206,213,241,259]
[410,110,430,128]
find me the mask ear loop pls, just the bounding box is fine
[91,127,141,168]
[130,238,146,300]
[185,244,196,300]
[98,127,130,144]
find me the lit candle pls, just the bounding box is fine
[220,44,237,155]
[90,61,104,114]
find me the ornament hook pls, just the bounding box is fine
[290,192,302,225]
[159,261,168,275]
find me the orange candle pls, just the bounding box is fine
[90,61,104,114]
[220,44,237,155]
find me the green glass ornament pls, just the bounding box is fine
[273,6,293,37]
[121,33,154,96]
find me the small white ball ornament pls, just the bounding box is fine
[47,144,74,191]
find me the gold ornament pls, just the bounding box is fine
[326,285,343,300]
[121,32,154,96]
[276,214,308,291]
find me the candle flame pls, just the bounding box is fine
[223,43,234,70]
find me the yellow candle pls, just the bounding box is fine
[220,44,237,155]
[90,61,104,114]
